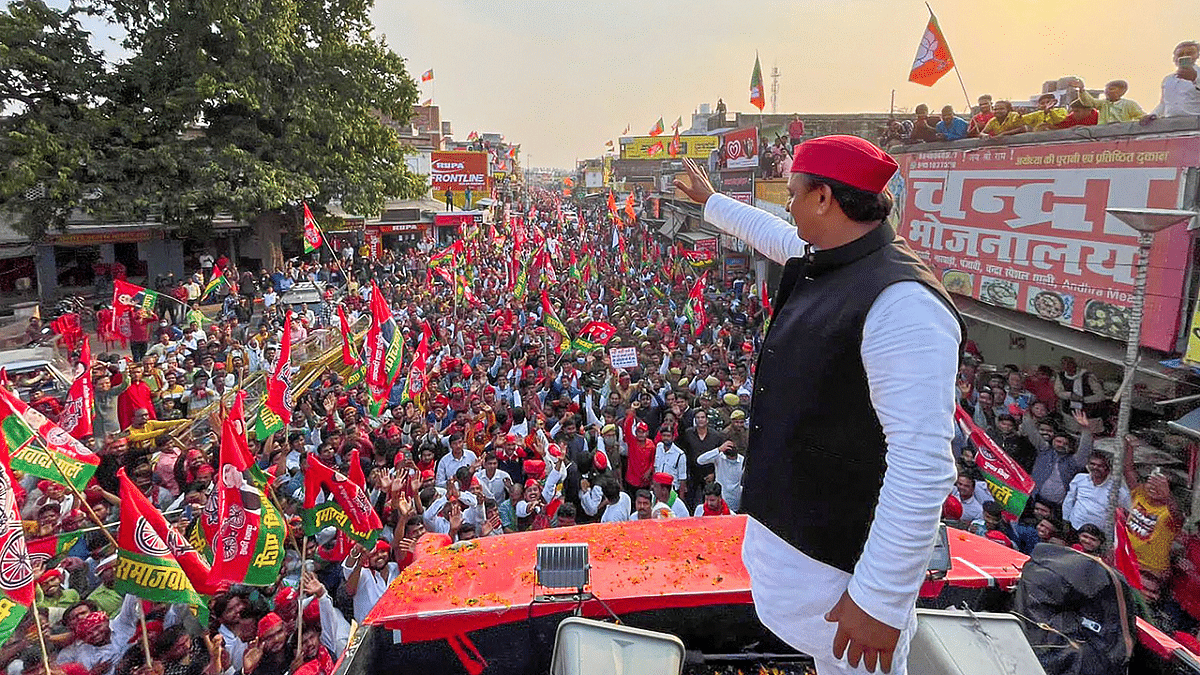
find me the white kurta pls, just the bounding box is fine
[706,194,960,675]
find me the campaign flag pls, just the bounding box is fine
[606,192,618,218]
[421,69,434,82]
[251,396,284,442]
[669,129,681,158]
[265,311,294,426]
[428,245,455,268]
[577,321,618,346]
[622,124,630,135]
[302,203,323,254]
[623,194,636,222]
[338,306,360,367]
[908,11,956,87]
[400,323,432,406]
[540,291,571,343]
[569,250,581,282]
[25,531,83,569]
[303,453,382,545]
[111,279,159,333]
[684,273,709,336]
[953,406,1036,520]
[648,118,665,137]
[466,130,479,142]
[114,468,203,605]
[0,447,33,644]
[202,265,232,299]
[0,387,99,491]
[750,53,765,111]
[646,141,665,157]
[365,282,404,402]
[618,233,630,271]
[209,404,286,587]
[58,337,94,440]
[761,282,773,336]
[513,261,529,302]
[681,249,715,269]
[1114,508,1144,591]
[670,116,682,131]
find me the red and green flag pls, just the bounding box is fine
[26,531,83,568]
[202,265,232,299]
[339,306,360,368]
[428,245,455,269]
[365,282,404,402]
[568,250,581,282]
[0,386,99,491]
[265,312,294,426]
[684,273,709,336]
[953,405,1035,520]
[302,451,382,547]
[541,291,571,343]
[58,336,94,440]
[209,398,286,587]
[750,53,765,111]
[111,279,160,334]
[400,323,432,407]
[0,447,33,645]
[302,203,324,254]
[513,260,529,301]
[114,468,203,605]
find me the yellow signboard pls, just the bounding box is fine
[1185,297,1200,366]
[621,135,719,160]
[755,179,789,207]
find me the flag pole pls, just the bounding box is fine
[137,598,154,669]
[925,3,972,112]
[31,607,52,675]
[47,454,118,549]
[296,535,306,653]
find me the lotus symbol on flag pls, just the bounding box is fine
[135,518,171,557]
[912,29,944,70]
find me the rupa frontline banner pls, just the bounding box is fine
[430,151,489,192]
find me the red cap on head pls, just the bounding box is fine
[652,472,674,487]
[274,587,297,610]
[524,479,540,490]
[523,459,546,480]
[547,444,563,459]
[373,540,391,555]
[593,451,608,471]
[420,469,435,481]
[942,494,963,521]
[790,135,898,194]
[258,613,283,634]
[302,598,322,624]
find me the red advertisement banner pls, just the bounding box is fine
[723,127,759,170]
[894,137,1200,350]
[430,151,489,192]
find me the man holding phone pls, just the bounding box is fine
[1150,40,1200,118]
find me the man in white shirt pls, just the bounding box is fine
[342,540,400,623]
[651,472,689,518]
[653,426,687,490]
[1063,451,1131,531]
[582,475,631,522]
[473,452,511,503]
[675,136,960,675]
[435,433,477,485]
[1151,40,1200,118]
[697,440,745,512]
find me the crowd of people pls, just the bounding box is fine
[6,153,1200,674]
[881,40,1200,146]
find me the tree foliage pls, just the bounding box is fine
[0,0,425,239]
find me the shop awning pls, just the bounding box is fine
[676,231,719,246]
[1168,406,1200,440]
[954,296,1189,383]
[0,245,34,260]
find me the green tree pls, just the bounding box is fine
[0,0,110,237]
[1,0,426,250]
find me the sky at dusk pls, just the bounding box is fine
[374,0,1195,169]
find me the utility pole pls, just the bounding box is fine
[770,65,781,114]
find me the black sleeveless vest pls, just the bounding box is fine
[741,222,964,574]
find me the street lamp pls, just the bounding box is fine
[1102,207,1197,533]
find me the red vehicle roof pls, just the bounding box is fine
[365,515,1028,644]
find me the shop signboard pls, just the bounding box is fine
[720,171,754,204]
[621,135,719,160]
[895,137,1200,350]
[434,212,484,229]
[723,127,759,170]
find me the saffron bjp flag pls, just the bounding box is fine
[421,69,434,82]
[953,405,1035,520]
[303,453,382,546]
[265,312,294,426]
[606,192,618,217]
[114,468,205,605]
[648,118,665,137]
[302,203,323,254]
[0,386,99,492]
[209,403,286,587]
[58,337,94,440]
[670,116,682,131]
[646,141,665,157]
[669,129,681,158]
[908,12,956,86]
[750,53,765,111]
